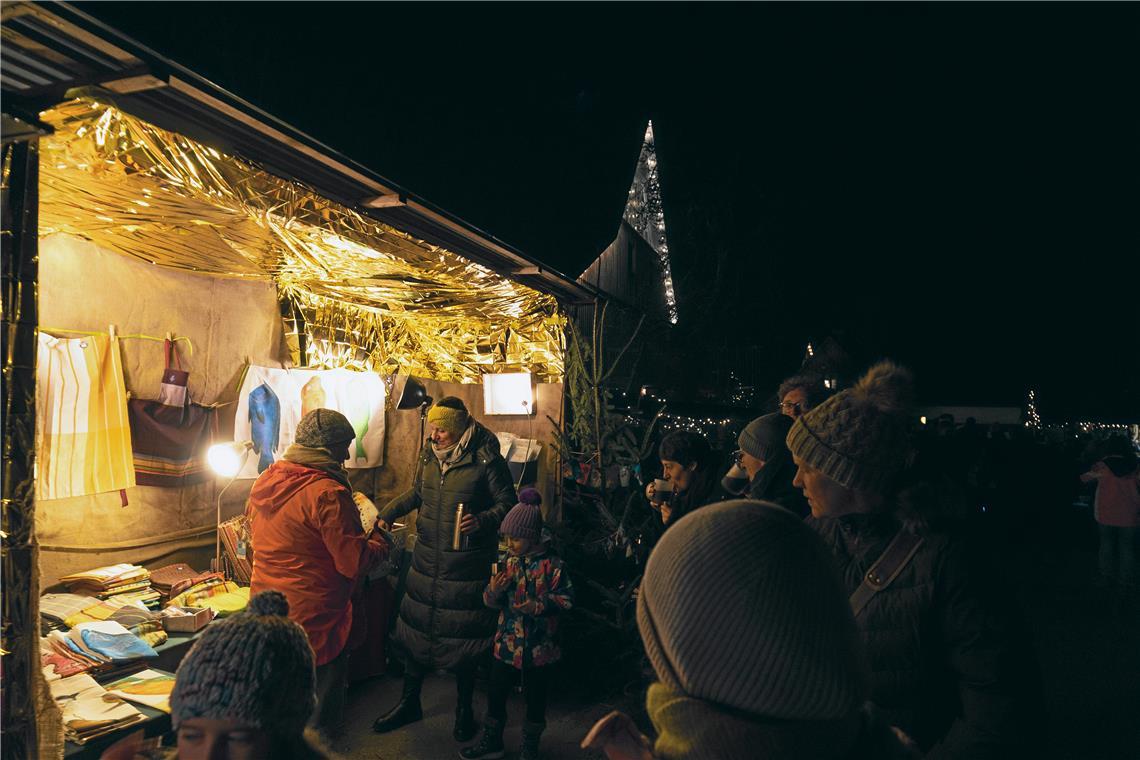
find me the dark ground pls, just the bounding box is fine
[329,501,1138,760]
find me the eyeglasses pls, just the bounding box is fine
[777,401,801,412]
[731,450,744,465]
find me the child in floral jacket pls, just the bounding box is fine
[460,488,573,760]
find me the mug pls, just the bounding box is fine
[652,478,674,504]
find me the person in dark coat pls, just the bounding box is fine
[786,361,1039,759]
[582,500,916,760]
[645,431,724,529]
[372,397,517,741]
[729,412,808,517]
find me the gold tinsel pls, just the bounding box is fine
[37,98,565,383]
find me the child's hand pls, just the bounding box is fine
[489,571,511,594]
[511,599,541,616]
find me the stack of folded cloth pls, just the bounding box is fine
[49,672,145,744]
[58,564,160,607]
[41,620,160,682]
[147,563,200,602]
[164,574,249,618]
[40,593,102,634]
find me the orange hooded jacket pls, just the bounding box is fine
[247,460,386,665]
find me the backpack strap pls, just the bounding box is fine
[849,529,925,617]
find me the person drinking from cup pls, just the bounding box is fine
[645,431,724,529]
[461,488,574,760]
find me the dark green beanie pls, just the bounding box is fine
[294,408,355,448]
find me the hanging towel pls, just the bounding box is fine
[36,332,136,500]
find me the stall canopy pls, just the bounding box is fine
[38,96,565,383]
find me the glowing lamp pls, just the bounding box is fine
[208,441,253,478]
[483,372,534,415]
[207,441,253,573]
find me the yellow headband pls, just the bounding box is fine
[427,405,468,436]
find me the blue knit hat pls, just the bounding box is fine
[500,487,543,541]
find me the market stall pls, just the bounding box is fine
[2,8,594,749]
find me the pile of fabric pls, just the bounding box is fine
[42,619,159,680]
[49,672,146,744]
[164,574,249,617]
[58,563,160,608]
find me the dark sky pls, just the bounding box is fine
[76,2,1139,420]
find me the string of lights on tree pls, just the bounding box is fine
[623,121,679,324]
[1024,389,1041,429]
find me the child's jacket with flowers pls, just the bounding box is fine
[483,549,573,669]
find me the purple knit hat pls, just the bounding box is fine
[500,487,543,541]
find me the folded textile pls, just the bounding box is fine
[166,578,240,609]
[102,669,176,714]
[60,564,150,596]
[70,621,158,663]
[148,563,200,595]
[40,593,101,624]
[49,673,145,743]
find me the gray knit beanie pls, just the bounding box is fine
[294,407,356,448]
[786,361,914,493]
[637,499,868,720]
[737,413,793,461]
[171,591,315,734]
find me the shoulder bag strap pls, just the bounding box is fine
[849,529,925,617]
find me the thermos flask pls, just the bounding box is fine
[452,502,470,550]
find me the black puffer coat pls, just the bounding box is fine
[381,421,516,670]
[807,512,1038,759]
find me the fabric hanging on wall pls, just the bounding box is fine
[128,338,217,487]
[127,401,216,487]
[231,365,386,478]
[36,332,136,500]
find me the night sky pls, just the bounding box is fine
[76,2,1139,420]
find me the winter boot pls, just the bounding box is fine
[371,676,423,733]
[453,702,478,742]
[458,716,505,760]
[520,720,545,760]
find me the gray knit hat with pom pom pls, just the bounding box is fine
[786,361,914,492]
[171,591,315,734]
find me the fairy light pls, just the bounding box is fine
[623,121,679,324]
[1025,389,1041,429]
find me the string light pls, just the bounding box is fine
[623,121,679,324]
[1024,389,1042,430]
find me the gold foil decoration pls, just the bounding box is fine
[36,98,565,383]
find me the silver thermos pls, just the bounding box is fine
[452,502,470,550]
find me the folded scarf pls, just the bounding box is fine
[282,443,351,489]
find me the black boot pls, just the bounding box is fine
[453,702,477,742]
[458,716,505,760]
[371,675,423,733]
[520,720,545,760]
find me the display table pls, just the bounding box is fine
[62,628,207,758]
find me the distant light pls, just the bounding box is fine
[920,416,927,425]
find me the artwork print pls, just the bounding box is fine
[232,366,386,478]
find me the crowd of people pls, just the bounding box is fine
[102,366,1138,759]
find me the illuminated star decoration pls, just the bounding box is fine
[623,121,679,324]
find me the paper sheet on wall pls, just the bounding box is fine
[233,366,385,478]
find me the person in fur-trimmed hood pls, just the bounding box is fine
[786,361,1041,759]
